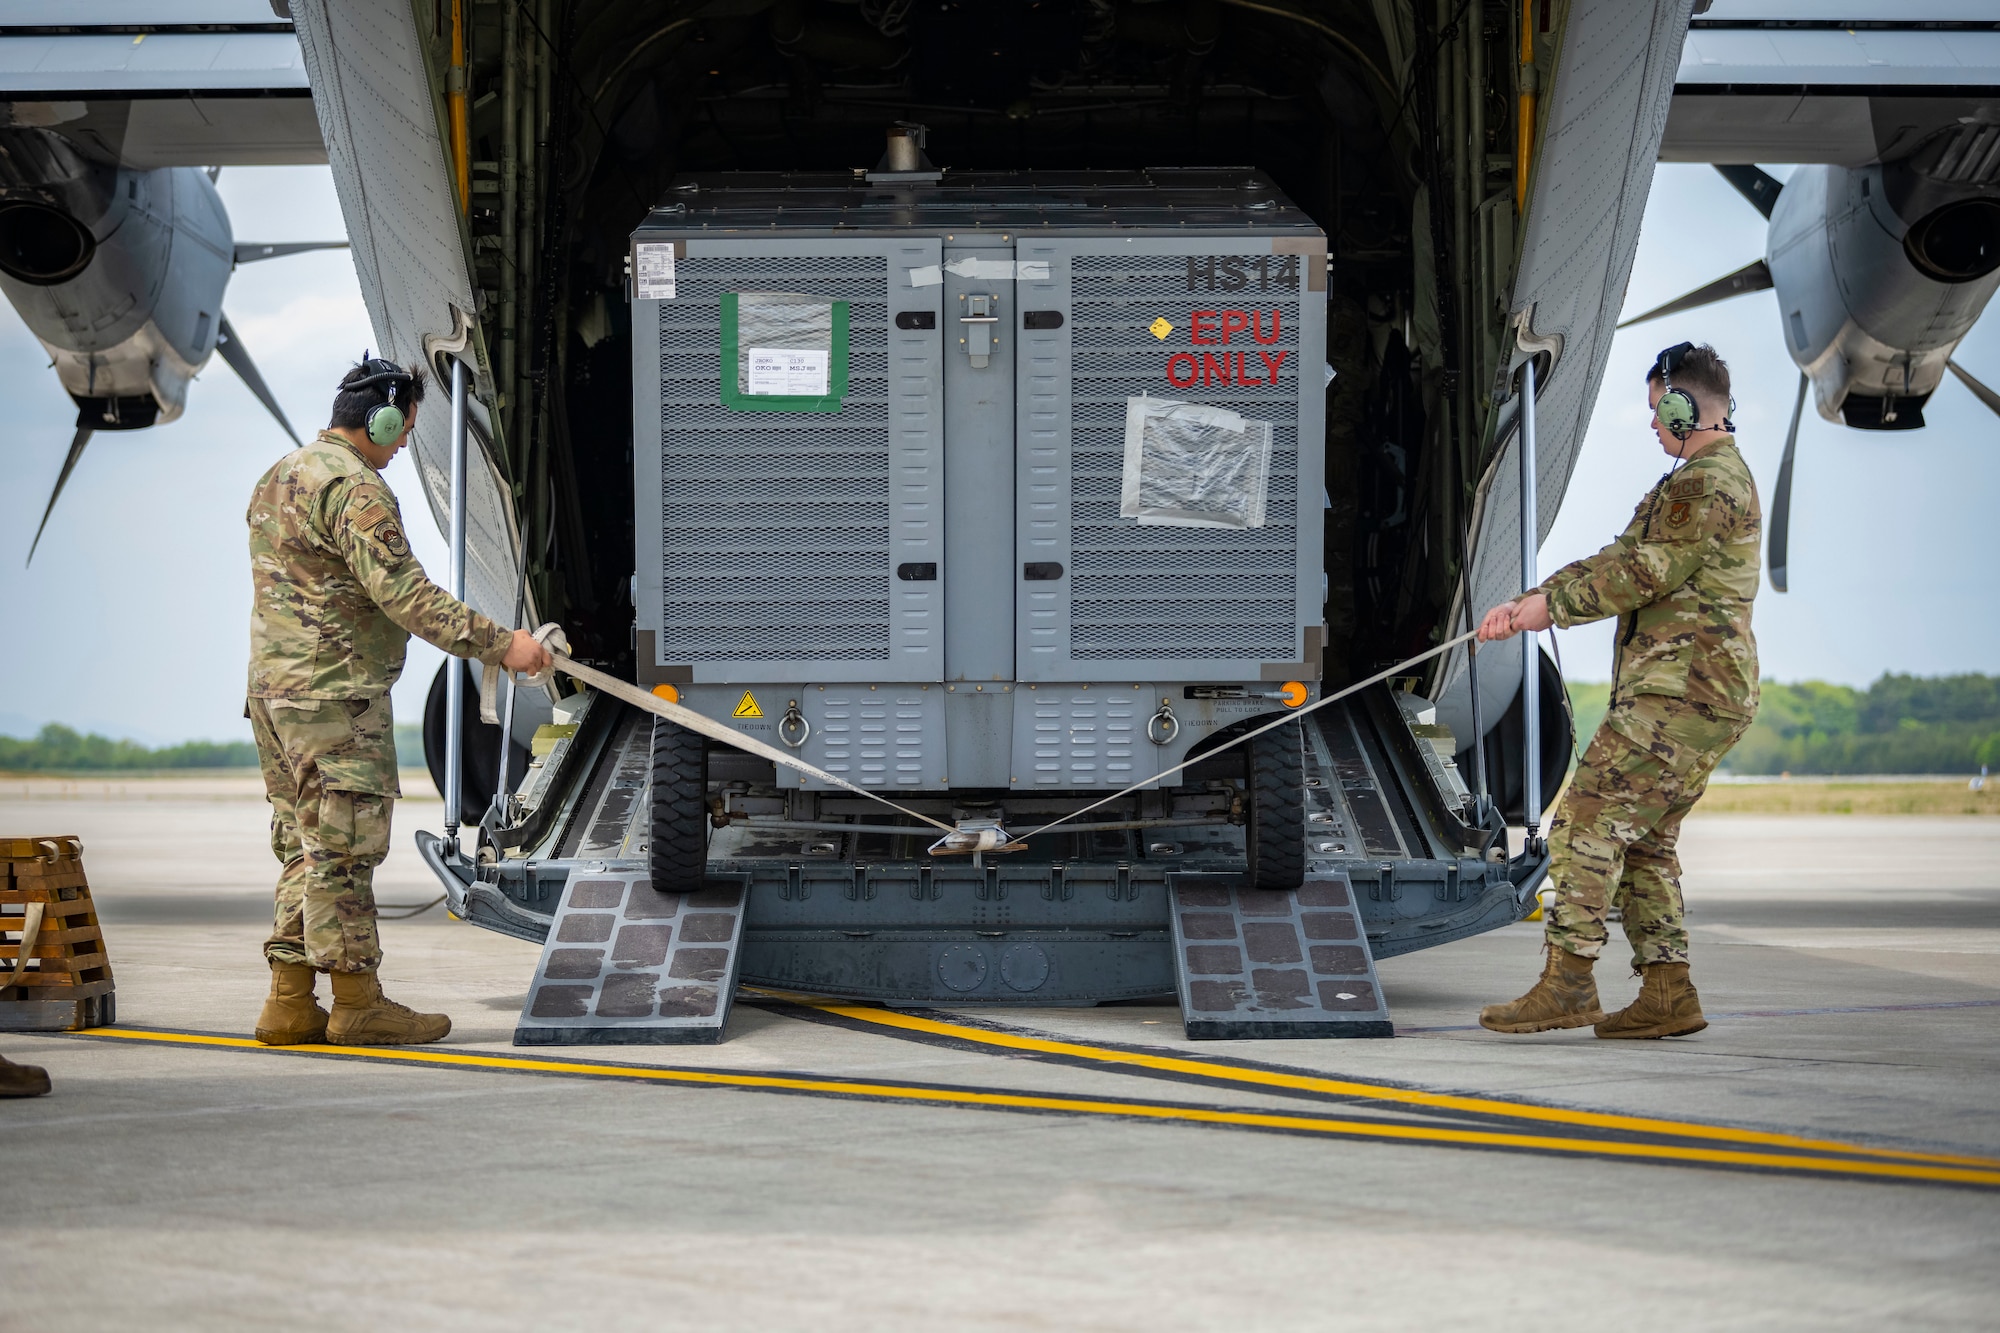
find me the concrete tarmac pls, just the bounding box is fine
[3,777,1997,1330]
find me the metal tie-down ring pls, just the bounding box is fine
[1146,698,1180,746]
[778,701,811,748]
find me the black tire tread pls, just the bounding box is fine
[648,716,709,893]
[1246,726,1307,891]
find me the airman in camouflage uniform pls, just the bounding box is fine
[246,355,548,1047]
[1477,343,1759,1040]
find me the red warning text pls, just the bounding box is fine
[1189,309,1283,345]
[1166,349,1292,388]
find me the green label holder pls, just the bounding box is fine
[719,292,850,413]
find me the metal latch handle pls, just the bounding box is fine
[960,292,999,367]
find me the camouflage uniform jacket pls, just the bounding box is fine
[246,430,512,699]
[1536,439,1761,720]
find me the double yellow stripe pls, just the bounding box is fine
[77,1027,2000,1188]
[777,997,2000,1172]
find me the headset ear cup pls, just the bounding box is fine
[1656,388,1697,436]
[366,403,406,447]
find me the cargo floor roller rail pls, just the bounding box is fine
[418,157,1551,1044]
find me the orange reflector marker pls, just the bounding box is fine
[1278,681,1308,708]
[651,683,680,703]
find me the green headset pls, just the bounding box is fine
[349,352,415,446]
[1652,341,1735,444]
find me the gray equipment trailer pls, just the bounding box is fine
[420,166,1546,1043]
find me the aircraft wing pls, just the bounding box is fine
[1663,2,2000,165]
[0,2,323,167]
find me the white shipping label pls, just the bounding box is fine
[746,347,830,396]
[634,243,676,300]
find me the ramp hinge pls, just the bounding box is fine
[1042,863,1071,902]
[1373,862,1400,901]
[1109,861,1136,901]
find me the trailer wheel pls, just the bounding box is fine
[648,716,709,893]
[1245,726,1306,891]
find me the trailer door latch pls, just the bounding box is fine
[960,292,998,367]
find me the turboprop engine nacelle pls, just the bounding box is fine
[0,129,232,430]
[1770,155,2000,431]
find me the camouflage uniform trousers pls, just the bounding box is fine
[247,694,402,973]
[1544,693,1752,969]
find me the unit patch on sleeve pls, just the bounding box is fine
[373,522,411,559]
[1666,500,1694,530]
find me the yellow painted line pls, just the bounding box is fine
[69,1026,2000,1188]
[766,996,2000,1172]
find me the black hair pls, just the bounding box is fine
[1645,342,1731,418]
[328,355,427,431]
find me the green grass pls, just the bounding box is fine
[1695,781,2000,816]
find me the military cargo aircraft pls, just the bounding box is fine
[7,1,1996,1035]
[0,10,346,561]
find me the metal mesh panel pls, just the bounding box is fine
[662,598,892,627]
[658,254,893,662]
[1065,252,1303,664]
[1073,572,1277,597]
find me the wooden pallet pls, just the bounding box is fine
[0,836,116,1030]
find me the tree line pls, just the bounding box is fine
[0,724,258,771]
[1567,674,2000,775]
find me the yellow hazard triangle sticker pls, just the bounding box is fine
[732,691,763,719]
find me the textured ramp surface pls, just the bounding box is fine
[1168,872,1391,1039]
[516,870,745,1045]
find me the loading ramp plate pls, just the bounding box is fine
[1167,871,1392,1039]
[515,869,747,1045]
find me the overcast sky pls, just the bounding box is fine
[1,162,1995,746]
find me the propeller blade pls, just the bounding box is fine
[25,424,94,567]
[1617,259,1773,329]
[1767,372,1809,594]
[233,241,349,265]
[214,314,302,447]
[1948,359,2000,419]
[1714,165,1784,219]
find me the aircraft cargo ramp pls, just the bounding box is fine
[420,684,1543,1043]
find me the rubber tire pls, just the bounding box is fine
[648,715,709,893]
[1245,726,1307,892]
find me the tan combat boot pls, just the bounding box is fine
[1595,961,1706,1039]
[0,1053,51,1097]
[1479,947,1606,1033]
[254,960,330,1046]
[326,969,451,1046]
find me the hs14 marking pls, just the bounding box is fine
[1187,254,1300,292]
